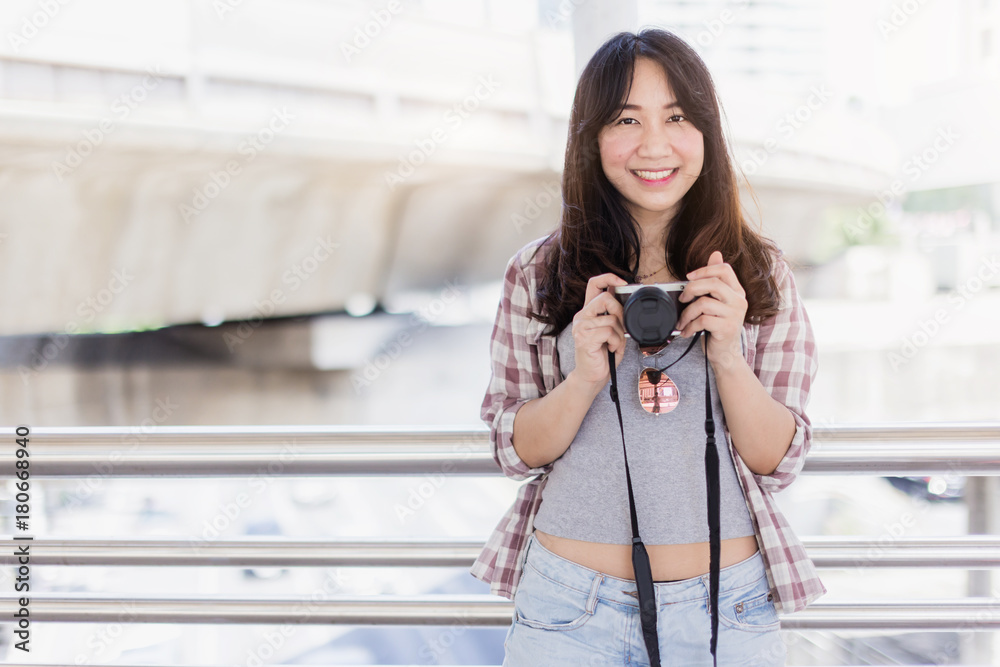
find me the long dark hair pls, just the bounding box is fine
[529,27,781,336]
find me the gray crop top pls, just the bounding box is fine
[532,323,756,545]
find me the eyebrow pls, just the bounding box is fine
[621,101,681,111]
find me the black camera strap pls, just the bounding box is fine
[606,329,720,667]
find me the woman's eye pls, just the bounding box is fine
[615,115,686,125]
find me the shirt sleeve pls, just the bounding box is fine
[480,249,555,482]
[751,256,819,494]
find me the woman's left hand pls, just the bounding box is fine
[676,250,747,371]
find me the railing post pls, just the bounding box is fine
[964,476,1000,664]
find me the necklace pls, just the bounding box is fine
[636,264,667,281]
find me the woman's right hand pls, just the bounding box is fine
[570,273,629,392]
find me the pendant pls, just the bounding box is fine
[638,367,680,414]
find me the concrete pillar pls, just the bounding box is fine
[571,0,639,78]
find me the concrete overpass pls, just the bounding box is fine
[0,0,890,337]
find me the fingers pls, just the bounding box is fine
[679,276,745,306]
[572,315,626,351]
[676,296,746,338]
[585,273,629,311]
[676,295,727,332]
[678,312,725,339]
[587,290,625,319]
[677,257,748,350]
[678,312,744,370]
[684,253,745,298]
[573,273,632,386]
[598,325,626,354]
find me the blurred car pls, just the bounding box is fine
[885,475,965,502]
[242,518,290,580]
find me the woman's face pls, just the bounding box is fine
[597,57,704,232]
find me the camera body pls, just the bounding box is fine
[611,282,689,347]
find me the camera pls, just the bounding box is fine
[611,282,690,347]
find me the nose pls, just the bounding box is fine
[636,121,675,159]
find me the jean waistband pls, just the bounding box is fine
[522,531,767,608]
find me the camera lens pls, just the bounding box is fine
[622,287,679,347]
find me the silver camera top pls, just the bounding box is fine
[611,281,688,302]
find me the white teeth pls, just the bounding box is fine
[634,168,677,180]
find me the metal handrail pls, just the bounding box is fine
[6,422,1000,442]
[3,422,1000,636]
[2,423,999,476]
[2,536,999,568]
[0,595,998,630]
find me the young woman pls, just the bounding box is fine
[470,28,825,666]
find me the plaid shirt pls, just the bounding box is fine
[469,234,827,615]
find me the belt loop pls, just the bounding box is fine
[586,572,603,614]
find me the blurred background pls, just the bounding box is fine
[0,0,998,664]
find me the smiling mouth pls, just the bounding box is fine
[632,168,679,182]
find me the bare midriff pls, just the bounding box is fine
[533,529,759,582]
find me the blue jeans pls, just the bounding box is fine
[503,531,786,666]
